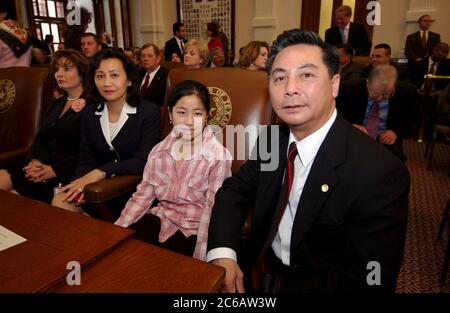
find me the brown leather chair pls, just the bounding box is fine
[0,67,52,168]
[161,61,185,72]
[163,67,275,172]
[163,67,274,237]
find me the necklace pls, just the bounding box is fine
[67,95,81,101]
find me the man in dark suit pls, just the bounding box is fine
[410,42,450,140]
[164,22,187,62]
[411,42,450,93]
[337,43,364,82]
[363,43,410,82]
[325,5,371,56]
[404,15,440,66]
[337,64,417,161]
[139,43,168,107]
[207,30,409,293]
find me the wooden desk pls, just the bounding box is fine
[0,191,225,292]
[0,191,133,292]
[52,239,225,293]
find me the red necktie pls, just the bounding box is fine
[252,142,298,291]
[366,101,380,139]
[140,73,150,96]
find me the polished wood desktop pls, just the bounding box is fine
[52,239,225,293]
[0,191,134,292]
[0,191,225,293]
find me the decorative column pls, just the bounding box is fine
[138,0,165,47]
[405,0,436,22]
[114,0,124,48]
[252,0,276,42]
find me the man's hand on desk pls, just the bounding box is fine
[212,258,245,293]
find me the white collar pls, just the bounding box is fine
[148,65,160,77]
[95,102,136,146]
[288,109,337,167]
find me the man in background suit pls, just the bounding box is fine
[81,33,102,60]
[164,22,187,62]
[207,30,409,293]
[410,42,450,140]
[337,64,416,161]
[139,43,168,107]
[411,42,450,93]
[363,43,410,82]
[405,15,440,66]
[325,5,372,56]
[336,43,364,82]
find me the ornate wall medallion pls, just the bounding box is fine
[0,79,16,114]
[207,86,232,130]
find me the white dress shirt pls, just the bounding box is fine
[178,38,184,53]
[272,109,337,265]
[341,23,350,44]
[207,109,337,265]
[95,102,137,147]
[140,65,160,90]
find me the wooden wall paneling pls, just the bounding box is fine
[300,0,321,33]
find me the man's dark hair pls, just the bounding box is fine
[374,43,391,56]
[266,29,339,78]
[81,32,100,45]
[172,22,184,36]
[337,43,354,57]
[207,22,219,37]
[418,15,431,24]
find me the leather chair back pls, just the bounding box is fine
[0,67,52,165]
[163,67,274,172]
[161,61,186,71]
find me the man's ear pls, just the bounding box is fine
[331,74,340,98]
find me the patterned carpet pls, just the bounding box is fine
[396,139,450,293]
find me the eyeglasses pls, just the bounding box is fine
[369,88,395,101]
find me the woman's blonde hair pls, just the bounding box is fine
[184,39,209,68]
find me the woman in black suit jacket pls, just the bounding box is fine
[0,49,90,203]
[52,49,161,215]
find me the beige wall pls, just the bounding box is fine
[132,0,302,59]
[132,0,449,58]
[372,0,410,57]
[274,0,302,39]
[235,0,301,59]
[373,0,450,58]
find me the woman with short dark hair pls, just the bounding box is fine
[52,49,161,217]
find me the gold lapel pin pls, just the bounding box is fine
[321,184,329,193]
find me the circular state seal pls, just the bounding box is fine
[0,79,16,114]
[207,86,232,131]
